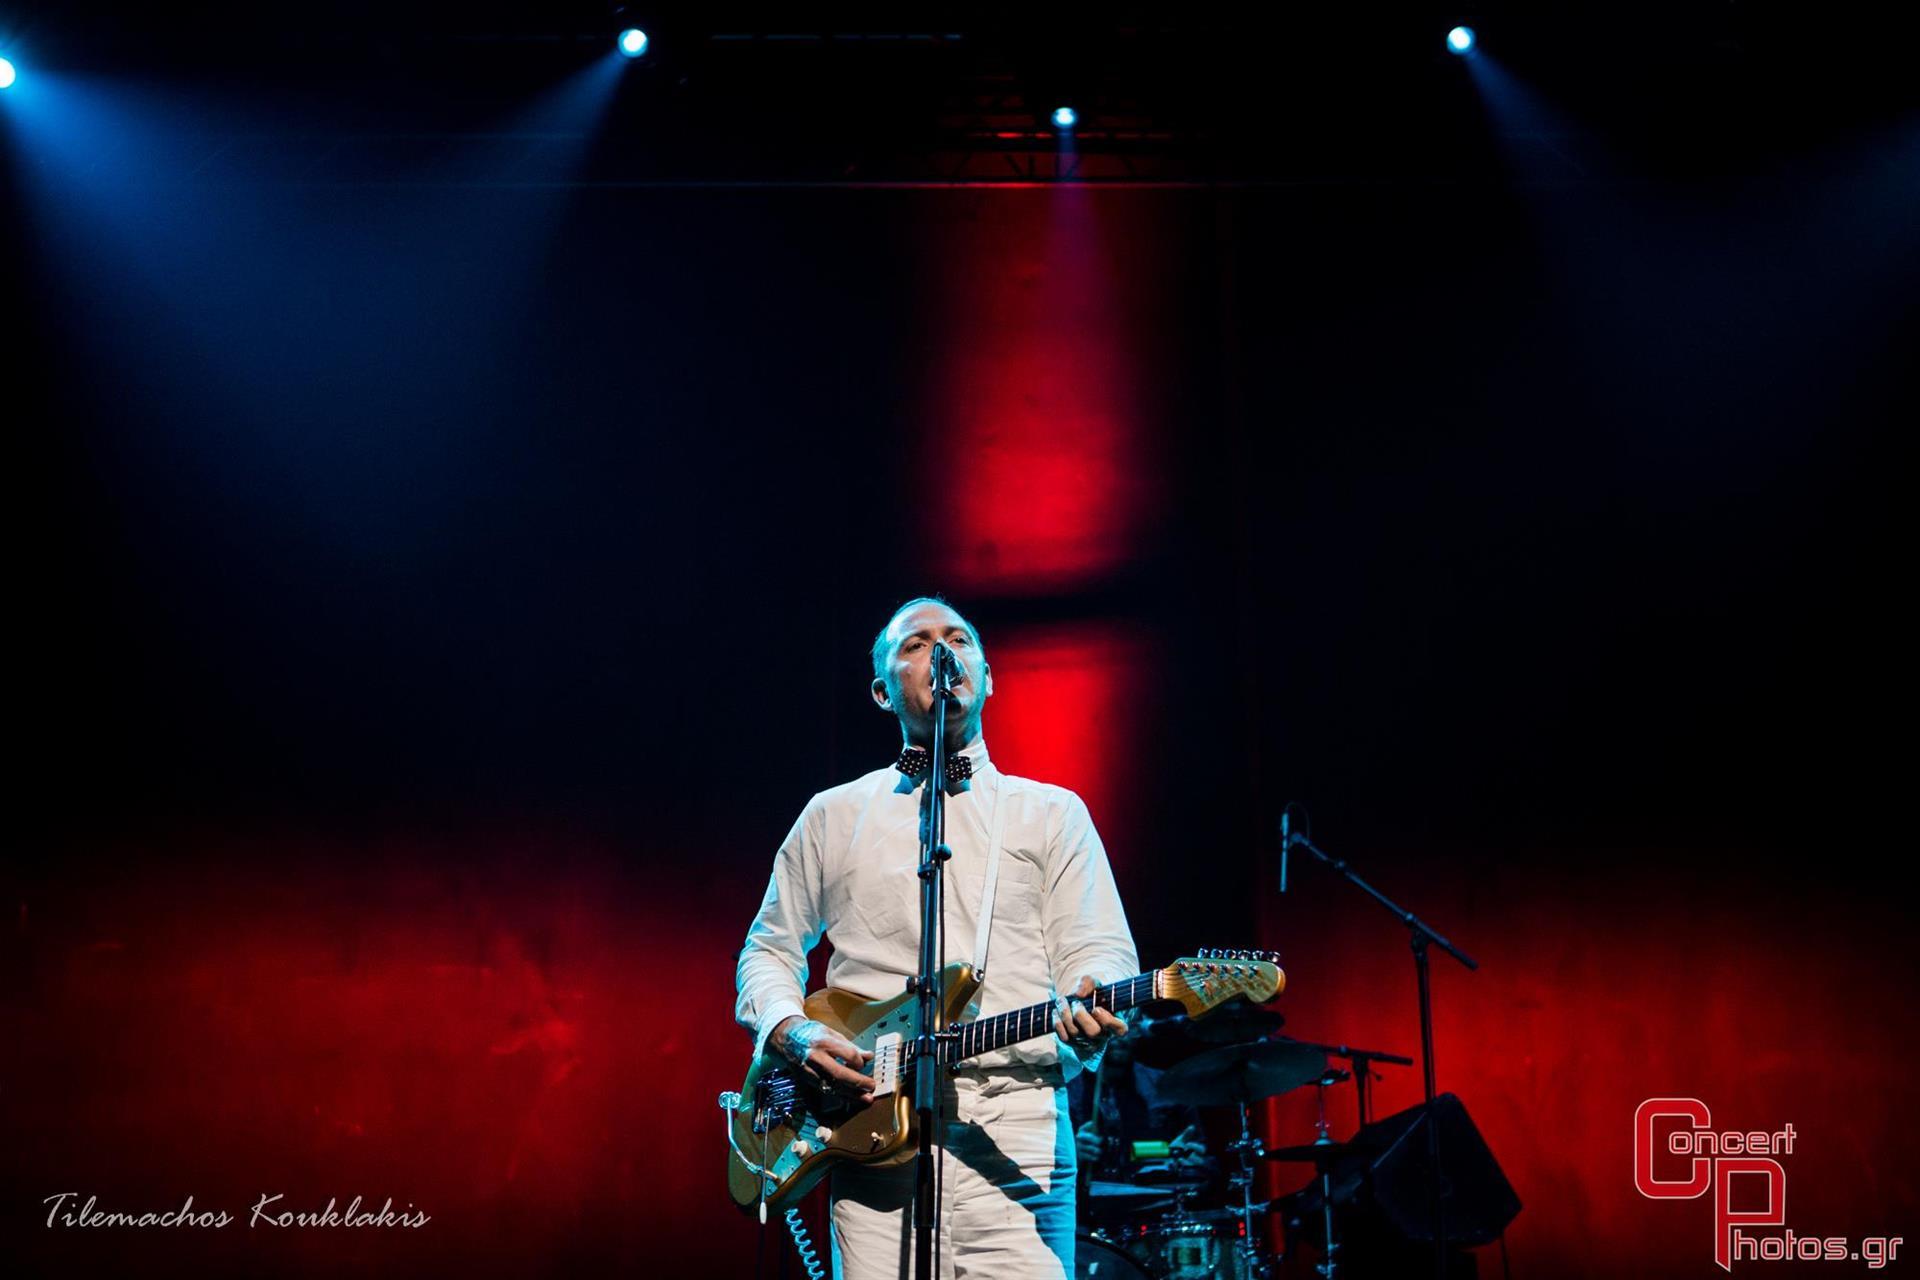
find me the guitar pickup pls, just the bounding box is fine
[871,1033,901,1099]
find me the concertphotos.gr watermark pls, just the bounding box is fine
[44,1192,429,1230]
[1636,1099,1903,1271]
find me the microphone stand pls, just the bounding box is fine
[1283,820,1478,1280]
[1285,1039,1416,1128]
[912,649,959,1280]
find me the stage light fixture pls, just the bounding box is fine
[617,28,650,58]
[1447,26,1476,55]
[1051,106,1077,131]
[0,57,16,90]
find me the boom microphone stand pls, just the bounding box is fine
[912,643,961,1280]
[1282,808,1478,1280]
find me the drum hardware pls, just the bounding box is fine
[1122,1104,1274,1280]
[1304,1071,1344,1278]
[1224,1100,1276,1280]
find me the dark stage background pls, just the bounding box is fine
[5,8,1917,1278]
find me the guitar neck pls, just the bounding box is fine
[937,972,1160,1064]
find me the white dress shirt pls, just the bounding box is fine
[735,738,1139,1079]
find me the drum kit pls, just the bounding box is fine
[1075,1005,1413,1280]
[1074,811,1515,1279]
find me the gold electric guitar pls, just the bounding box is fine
[722,950,1284,1215]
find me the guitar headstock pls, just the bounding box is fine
[1160,949,1285,1017]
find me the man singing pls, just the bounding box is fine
[736,596,1138,1278]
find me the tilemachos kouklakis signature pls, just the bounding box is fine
[44,1191,429,1230]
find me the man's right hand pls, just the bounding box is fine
[771,1015,877,1103]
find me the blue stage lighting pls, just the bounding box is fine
[617,28,649,58]
[0,57,17,90]
[1447,26,1476,55]
[1051,106,1077,131]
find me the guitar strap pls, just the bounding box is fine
[970,773,1011,978]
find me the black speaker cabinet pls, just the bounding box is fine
[1280,1092,1521,1276]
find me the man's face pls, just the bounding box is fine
[871,602,992,745]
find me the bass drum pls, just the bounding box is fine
[1075,1231,1156,1280]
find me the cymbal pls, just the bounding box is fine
[1168,1201,1279,1225]
[1129,1002,1288,1070]
[1259,1140,1358,1165]
[1155,1038,1328,1107]
[1133,1161,1211,1186]
[1086,1181,1179,1208]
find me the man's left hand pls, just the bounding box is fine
[1054,975,1128,1048]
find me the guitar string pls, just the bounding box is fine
[911,972,1162,1066]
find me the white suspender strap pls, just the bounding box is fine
[971,777,1011,976]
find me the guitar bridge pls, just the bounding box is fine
[753,1071,800,1135]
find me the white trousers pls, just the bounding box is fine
[830,1069,1076,1280]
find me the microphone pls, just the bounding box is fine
[1280,802,1308,894]
[931,641,964,693]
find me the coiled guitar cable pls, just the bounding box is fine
[783,1207,826,1280]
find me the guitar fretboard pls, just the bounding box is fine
[912,972,1161,1065]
